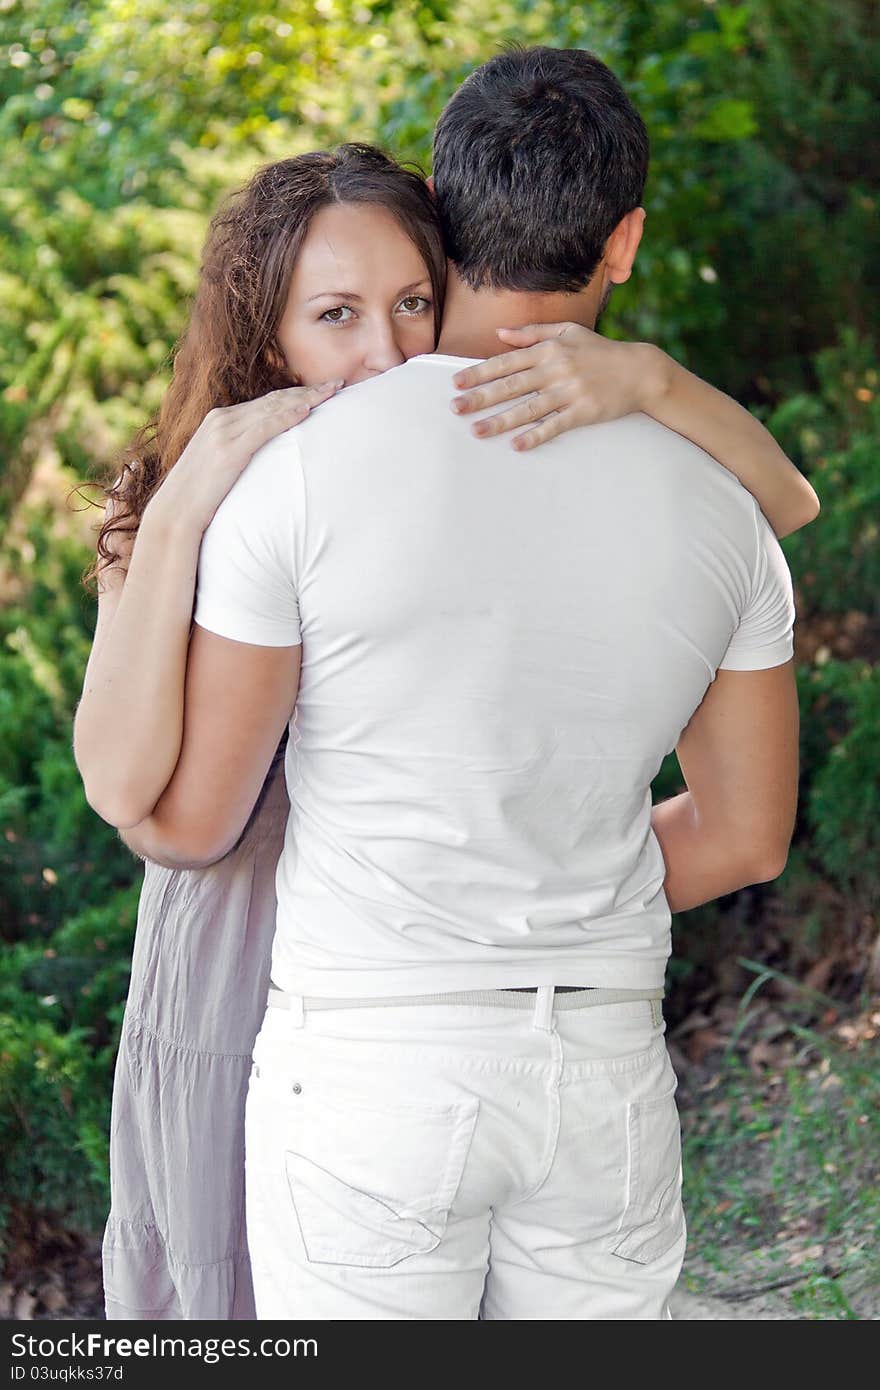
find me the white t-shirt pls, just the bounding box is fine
[194,354,795,995]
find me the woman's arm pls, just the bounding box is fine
[74,496,202,829]
[112,626,300,871]
[639,348,820,540]
[73,383,337,829]
[449,324,820,541]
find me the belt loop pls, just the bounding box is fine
[288,994,305,1030]
[532,985,554,1032]
[651,997,663,1027]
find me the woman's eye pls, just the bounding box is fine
[321,305,354,325]
[398,295,431,315]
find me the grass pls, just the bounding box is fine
[677,999,880,1319]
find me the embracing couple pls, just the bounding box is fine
[75,45,815,1321]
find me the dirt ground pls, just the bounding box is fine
[670,1285,793,1320]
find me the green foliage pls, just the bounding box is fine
[801,661,880,912]
[0,1014,112,1237]
[0,496,140,1241]
[1,505,135,941]
[615,0,880,396]
[667,323,879,1002]
[0,873,140,1242]
[767,332,880,618]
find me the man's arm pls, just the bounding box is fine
[115,624,300,867]
[651,661,800,913]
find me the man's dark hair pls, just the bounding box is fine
[431,45,649,293]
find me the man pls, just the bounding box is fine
[133,46,799,1318]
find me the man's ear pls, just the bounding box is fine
[425,174,435,197]
[606,206,646,286]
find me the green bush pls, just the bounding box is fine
[615,0,880,398]
[1,505,136,942]
[801,660,880,914]
[767,331,880,618]
[1,507,140,1243]
[0,1014,112,1238]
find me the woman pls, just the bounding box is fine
[74,142,818,1320]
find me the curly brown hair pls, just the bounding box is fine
[82,143,447,588]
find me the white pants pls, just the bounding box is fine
[244,986,686,1320]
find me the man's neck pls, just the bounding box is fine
[435,265,603,360]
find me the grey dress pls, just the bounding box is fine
[102,736,289,1320]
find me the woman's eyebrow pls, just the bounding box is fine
[305,279,432,305]
[306,290,364,303]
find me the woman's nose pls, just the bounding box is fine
[362,317,407,374]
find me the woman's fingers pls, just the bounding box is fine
[510,411,568,452]
[225,381,342,424]
[450,324,646,453]
[467,387,568,439]
[265,381,343,417]
[221,382,342,441]
[496,322,577,348]
[451,325,582,410]
[453,365,546,415]
[279,380,343,417]
[451,351,543,394]
[244,382,343,449]
[303,379,345,399]
[451,324,578,395]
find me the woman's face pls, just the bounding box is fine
[274,201,437,388]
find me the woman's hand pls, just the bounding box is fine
[450,323,656,451]
[451,322,819,539]
[150,382,342,532]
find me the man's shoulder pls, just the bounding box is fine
[569,409,706,458]
[298,358,455,429]
[586,412,754,495]
[211,423,305,523]
[241,423,304,479]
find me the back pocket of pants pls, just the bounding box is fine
[612,1086,685,1265]
[285,1092,479,1268]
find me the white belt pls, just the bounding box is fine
[267,985,664,1013]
